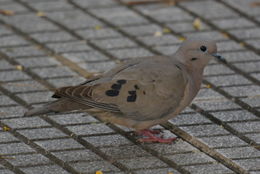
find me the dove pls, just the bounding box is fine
[24,38,223,143]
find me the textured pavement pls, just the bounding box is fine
[0,0,260,174]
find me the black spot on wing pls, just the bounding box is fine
[105,90,119,97]
[117,79,126,84]
[127,90,137,102]
[127,94,137,102]
[134,84,139,90]
[111,84,121,90]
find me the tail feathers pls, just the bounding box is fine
[24,98,91,116]
[24,105,53,117]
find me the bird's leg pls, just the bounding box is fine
[137,129,177,143]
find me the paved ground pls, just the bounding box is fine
[0,0,259,174]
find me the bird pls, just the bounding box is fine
[24,38,223,143]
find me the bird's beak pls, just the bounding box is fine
[212,53,226,62]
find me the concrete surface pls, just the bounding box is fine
[0,0,259,174]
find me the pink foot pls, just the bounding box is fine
[137,129,177,143]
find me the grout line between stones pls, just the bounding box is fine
[0,158,27,174]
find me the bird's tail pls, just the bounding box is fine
[24,98,90,117]
[24,101,57,117]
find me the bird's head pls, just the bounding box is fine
[175,38,223,72]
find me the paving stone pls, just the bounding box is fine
[181,0,238,19]
[0,3,29,13]
[0,131,18,143]
[234,158,260,170]
[221,51,260,62]
[109,48,153,59]
[16,56,61,67]
[73,0,117,8]
[6,153,51,166]
[101,145,150,159]
[0,170,15,174]
[204,64,235,76]
[91,6,149,26]
[46,41,91,53]
[46,76,86,87]
[0,142,35,154]
[30,31,76,43]
[184,163,232,174]
[217,40,244,52]
[228,121,260,133]
[168,21,210,32]
[211,110,258,122]
[47,10,103,29]
[1,45,46,58]
[21,165,70,174]
[136,5,193,22]
[216,146,260,159]
[2,13,59,32]
[0,95,17,106]
[29,0,73,11]
[246,39,260,49]
[225,0,260,16]
[185,31,228,41]
[153,44,179,55]
[63,51,109,63]
[198,135,247,148]
[180,124,230,137]
[0,70,31,82]
[233,61,260,73]
[0,60,15,70]
[222,85,260,97]
[17,91,54,104]
[84,134,132,147]
[195,88,223,100]
[122,24,162,36]
[206,74,251,87]
[0,105,26,118]
[2,117,50,129]
[240,97,260,108]
[136,168,181,174]
[168,152,215,165]
[18,127,67,139]
[119,156,168,169]
[212,17,256,30]
[195,99,240,111]
[79,61,116,73]
[92,37,138,49]
[35,138,84,151]
[51,113,98,125]
[229,28,260,40]
[0,26,12,36]
[71,160,120,173]
[138,35,180,46]
[245,133,260,144]
[66,123,115,135]
[170,113,212,125]
[0,35,29,47]
[52,149,101,162]
[31,66,77,78]
[76,27,121,39]
[251,72,260,81]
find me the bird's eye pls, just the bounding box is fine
[200,45,207,52]
[190,57,198,61]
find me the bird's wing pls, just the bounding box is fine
[53,57,188,121]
